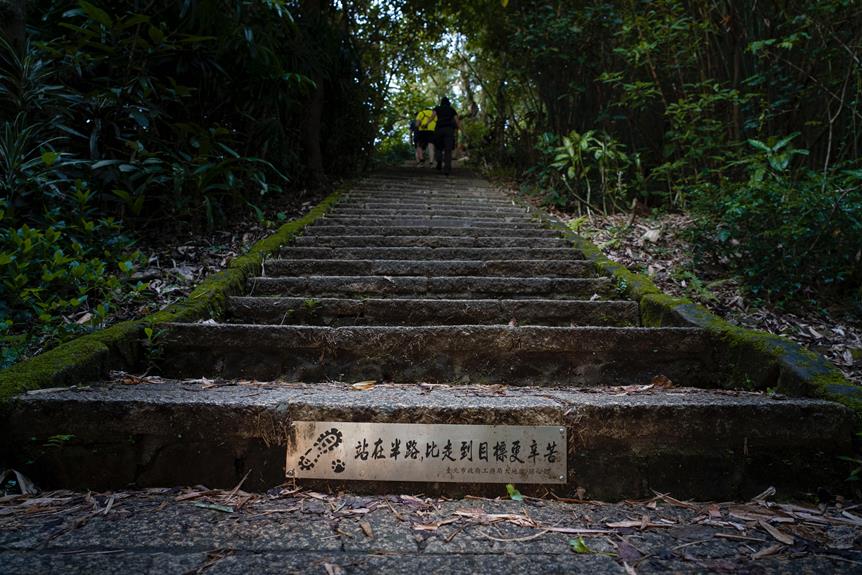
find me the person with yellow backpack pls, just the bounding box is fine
[414,107,436,166]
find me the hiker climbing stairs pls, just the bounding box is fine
[2,168,853,500]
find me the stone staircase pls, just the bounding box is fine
[3,168,854,500]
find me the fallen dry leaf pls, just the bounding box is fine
[641,228,661,243]
[752,543,784,559]
[359,521,374,538]
[651,374,673,389]
[453,509,535,527]
[605,519,674,529]
[351,380,376,391]
[413,517,459,531]
[759,520,795,545]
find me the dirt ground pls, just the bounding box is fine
[1,484,861,574]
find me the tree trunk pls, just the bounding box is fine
[0,0,25,55]
[301,0,327,188]
[304,75,326,186]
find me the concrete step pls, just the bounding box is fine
[304,225,557,237]
[327,208,528,219]
[348,188,497,196]
[345,194,505,203]
[263,259,597,278]
[279,247,583,261]
[336,196,516,203]
[156,324,710,385]
[346,192,505,201]
[319,217,544,229]
[351,180,496,186]
[226,297,640,326]
[340,198,516,208]
[248,276,614,299]
[339,197,511,206]
[291,236,568,248]
[5,381,851,498]
[336,203,520,213]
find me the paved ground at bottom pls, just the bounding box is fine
[1,487,860,574]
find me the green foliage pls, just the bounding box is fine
[690,138,862,302]
[422,0,862,301]
[374,137,414,165]
[0,44,145,343]
[505,483,523,501]
[1,0,395,365]
[569,537,592,554]
[550,130,632,214]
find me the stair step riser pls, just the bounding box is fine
[305,226,557,238]
[7,383,850,497]
[319,218,543,229]
[343,192,512,199]
[263,260,597,278]
[157,325,713,386]
[292,236,569,248]
[249,276,613,299]
[340,199,516,208]
[279,248,583,261]
[226,297,639,326]
[328,209,527,218]
[346,195,507,203]
[348,190,498,197]
[337,200,521,209]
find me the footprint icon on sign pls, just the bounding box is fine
[296,427,344,471]
[331,459,346,473]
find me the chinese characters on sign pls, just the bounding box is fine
[286,422,567,484]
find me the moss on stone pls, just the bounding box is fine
[0,188,343,402]
[640,293,693,327]
[0,339,108,401]
[642,289,861,419]
[520,197,861,418]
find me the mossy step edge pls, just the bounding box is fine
[516,192,861,418]
[0,188,344,402]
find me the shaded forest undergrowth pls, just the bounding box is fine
[515,193,862,386]
[0,0,409,366]
[3,0,861,371]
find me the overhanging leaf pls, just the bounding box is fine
[79,0,113,28]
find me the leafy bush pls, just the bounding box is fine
[523,130,636,215]
[0,0,388,365]
[691,136,862,302]
[374,137,413,165]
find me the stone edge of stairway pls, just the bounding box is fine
[503,183,860,411]
[2,381,854,500]
[0,186,347,401]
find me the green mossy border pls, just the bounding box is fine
[0,188,343,402]
[515,196,862,416]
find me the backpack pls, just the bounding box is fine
[415,109,436,131]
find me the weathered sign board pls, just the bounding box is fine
[286,421,567,484]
